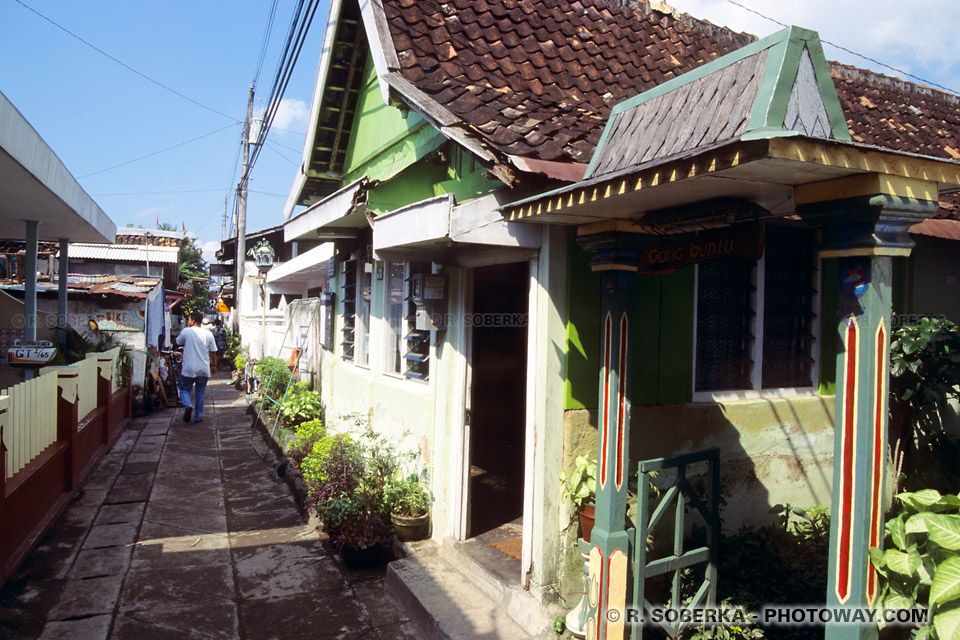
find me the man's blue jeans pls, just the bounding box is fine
[179,375,209,420]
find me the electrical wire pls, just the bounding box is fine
[252,0,281,87]
[723,0,959,95]
[13,0,240,120]
[244,0,322,183]
[78,123,240,179]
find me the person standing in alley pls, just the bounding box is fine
[177,310,217,423]
[211,318,227,374]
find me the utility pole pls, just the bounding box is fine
[222,194,227,241]
[233,84,254,333]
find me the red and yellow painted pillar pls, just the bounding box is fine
[576,223,652,640]
[798,176,940,640]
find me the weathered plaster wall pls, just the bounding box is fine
[557,396,836,601]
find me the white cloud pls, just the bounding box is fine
[669,0,960,92]
[250,98,309,141]
[201,240,221,264]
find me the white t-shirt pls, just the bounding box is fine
[176,326,217,378]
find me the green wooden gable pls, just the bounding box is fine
[584,26,851,181]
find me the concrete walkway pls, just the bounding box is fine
[0,374,419,640]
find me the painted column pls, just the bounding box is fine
[576,224,650,640]
[798,183,939,640]
[24,221,39,380]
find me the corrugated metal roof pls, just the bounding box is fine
[68,243,180,263]
[910,219,960,242]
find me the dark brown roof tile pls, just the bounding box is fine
[382,0,960,170]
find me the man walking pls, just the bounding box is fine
[176,310,217,423]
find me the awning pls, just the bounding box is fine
[910,218,960,241]
[0,91,115,243]
[284,177,369,243]
[68,243,180,263]
[372,193,540,262]
[266,243,334,286]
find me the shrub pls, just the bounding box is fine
[889,318,960,493]
[301,433,354,493]
[278,381,323,429]
[286,418,326,470]
[871,489,960,640]
[254,356,291,402]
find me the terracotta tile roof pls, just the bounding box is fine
[380,0,960,221]
[383,0,753,163]
[831,64,960,162]
[831,64,960,220]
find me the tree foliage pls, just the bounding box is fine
[178,234,210,316]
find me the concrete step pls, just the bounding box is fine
[439,537,555,637]
[386,547,535,640]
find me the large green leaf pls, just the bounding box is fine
[909,513,932,535]
[887,549,921,577]
[901,490,945,512]
[934,602,960,640]
[927,516,960,551]
[888,514,908,549]
[932,558,960,609]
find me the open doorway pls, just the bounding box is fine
[466,261,529,539]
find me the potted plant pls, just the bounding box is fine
[383,471,431,541]
[310,431,397,569]
[559,455,597,543]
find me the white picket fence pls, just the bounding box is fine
[3,370,58,480]
[2,347,121,480]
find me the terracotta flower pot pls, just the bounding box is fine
[391,512,429,542]
[578,503,596,543]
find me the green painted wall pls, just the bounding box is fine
[564,229,695,410]
[341,53,444,184]
[819,258,839,395]
[341,53,501,214]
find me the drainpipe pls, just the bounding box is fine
[24,220,39,380]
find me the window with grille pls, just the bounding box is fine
[340,257,357,362]
[404,262,430,381]
[385,262,405,375]
[761,226,817,389]
[694,224,818,396]
[695,258,755,392]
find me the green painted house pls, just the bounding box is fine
[272,1,960,637]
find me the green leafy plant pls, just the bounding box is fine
[889,318,960,493]
[277,381,323,429]
[553,615,565,634]
[254,355,292,403]
[286,418,326,470]
[383,470,431,517]
[870,488,960,640]
[309,430,398,551]
[559,456,597,512]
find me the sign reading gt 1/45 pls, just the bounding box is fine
[8,340,58,367]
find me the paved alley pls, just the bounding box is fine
[0,374,419,640]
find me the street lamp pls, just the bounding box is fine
[247,240,275,359]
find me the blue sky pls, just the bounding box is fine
[2,0,329,261]
[3,1,958,265]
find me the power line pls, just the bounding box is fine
[78,123,239,179]
[245,0,322,181]
[723,0,959,95]
[264,141,301,166]
[92,188,227,197]
[252,0,281,87]
[13,0,241,120]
